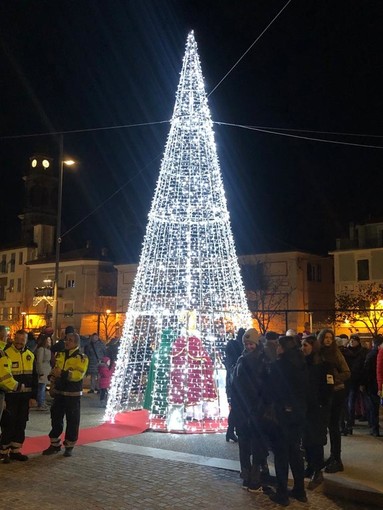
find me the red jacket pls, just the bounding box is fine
[377,347,383,395]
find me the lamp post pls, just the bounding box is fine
[21,311,26,330]
[51,134,75,341]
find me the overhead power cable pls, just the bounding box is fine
[0,120,170,140]
[208,0,292,97]
[214,121,383,149]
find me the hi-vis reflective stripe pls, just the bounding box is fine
[55,391,83,397]
[0,373,12,382]
[11,369,33,375]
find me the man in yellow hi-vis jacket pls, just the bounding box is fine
[0,330,38,463]
[43,332,88,457]
[0,341,23,430]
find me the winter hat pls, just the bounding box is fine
[350,334,361,344]
[242,328,260,346]
[286,329,297,337]
[265,331,279,341]
[65,325,75,335]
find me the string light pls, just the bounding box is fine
[105,31,251,432]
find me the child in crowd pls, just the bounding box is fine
[97,356,114,404]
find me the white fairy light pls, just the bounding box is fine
[105,31,251,431]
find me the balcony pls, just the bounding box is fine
[33,285,54,307]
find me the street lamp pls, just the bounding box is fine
[21,311,26,330]
[105,309,111,337]
[51,134,75,341]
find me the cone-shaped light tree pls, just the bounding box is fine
[105,32,251,432]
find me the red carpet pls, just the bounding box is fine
[23,409,149,455]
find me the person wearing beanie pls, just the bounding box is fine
[318,329,350,473]
[230,328,270,493]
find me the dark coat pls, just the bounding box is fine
[224,337,243,400]
[363,346,379,394]
[230,344,267,432]
[346,344,368,386]
[268,347,309,433]
[303,353,333,446]
[225,338,243,371]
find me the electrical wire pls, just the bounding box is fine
[214,121,383,149]
[0,120,170,140]
[208,0,292,97]
[61,153,162,239]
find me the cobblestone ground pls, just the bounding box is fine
[0,445,376,510]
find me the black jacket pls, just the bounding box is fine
[268,347,309,430]
[363,346,379,393]
[303,353,333,446]
[230,345,267,431]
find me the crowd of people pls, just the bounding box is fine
[225,326,383,507]
[0,325,119,463]
[1,320,382,504]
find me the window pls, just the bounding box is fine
[10,253,15,272]
[19,252,23,265]
[63,302,74,317]
[17,278,22,292]
[307,263,322,282]
[8,279,14,292]
[1,255,6,274]
[357,259,370,281]
[317,265,322,282]
[0,277,6,300]
[66,273,76,288]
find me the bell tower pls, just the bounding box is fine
[19,154,58,257]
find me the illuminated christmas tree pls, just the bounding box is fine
[105,31,251,432]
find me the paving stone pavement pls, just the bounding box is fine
[0,444,376,510]
[8,393,380,509]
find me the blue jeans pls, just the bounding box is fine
[37,383,46,407]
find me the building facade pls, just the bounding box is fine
[25,251,117,336]
[0,244,37,328]
[114,251,335,335]
[238,251,334,334]
[333,221,383,294]
[331,221,383,338]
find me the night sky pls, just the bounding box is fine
[1,0,383,262]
